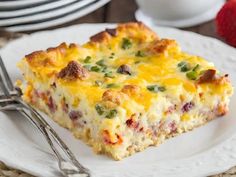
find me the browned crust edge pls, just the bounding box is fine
[24,22,158,67]
[89,21,158,43]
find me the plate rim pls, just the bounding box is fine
[0,23,236,177]
[3,0,110,32]
[0,0,79,18]
[0,0,51,8]
[0,0,99,26]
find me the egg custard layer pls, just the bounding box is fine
[17,22,233,160]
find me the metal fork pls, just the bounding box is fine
[0,55,90,177]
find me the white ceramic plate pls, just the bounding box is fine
[0,0,98,26]
[0,0,51,8]
[0,24,236,177]
[0,0,79,18]
[3,0,110,32]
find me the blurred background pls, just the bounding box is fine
[0,0,235,47]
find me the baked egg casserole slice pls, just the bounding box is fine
[17,22,233,160]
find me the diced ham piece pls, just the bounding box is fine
[182,102,194,112]
[69,110,83,121]
[47,96,57,113]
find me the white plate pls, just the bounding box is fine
[0,0,98,26]
[135,0,224,28]
[0,0,51,8]
[3,0,110,32]
[0,24,236,177]
[0,0,79,18]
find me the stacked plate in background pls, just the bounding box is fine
[0,0,110,32]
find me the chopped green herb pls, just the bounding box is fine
[96,59,106,66]
[90,66,101,72]
[109,52,115,58]
[177,61,191,72]
[106,83,119,88]
[147,85,159,93]
[158,86,166,92]
[177,61,187,67]
[83,65,91,70]
[192,64,200,71]
[95,80,103,86]
[84,56,92,63]
[186,71,198,80]
[95,104,105,115]
[106,109,117,118]
[135,50,145,57]
[101,65,108,72]
[147,85,166,93]
[122,38,132,50]
[180,64,191,72]
[104,72,115,78]
[134,60,141,64]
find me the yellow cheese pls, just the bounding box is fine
[17,22,233,121]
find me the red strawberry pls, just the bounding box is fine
[216,0,236,47]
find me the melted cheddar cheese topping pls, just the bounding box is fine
[18,23,233,118]
[17,22,234,160]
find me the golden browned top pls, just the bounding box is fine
[18,22,233,114]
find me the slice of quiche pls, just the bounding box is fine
[17,22,234,160]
